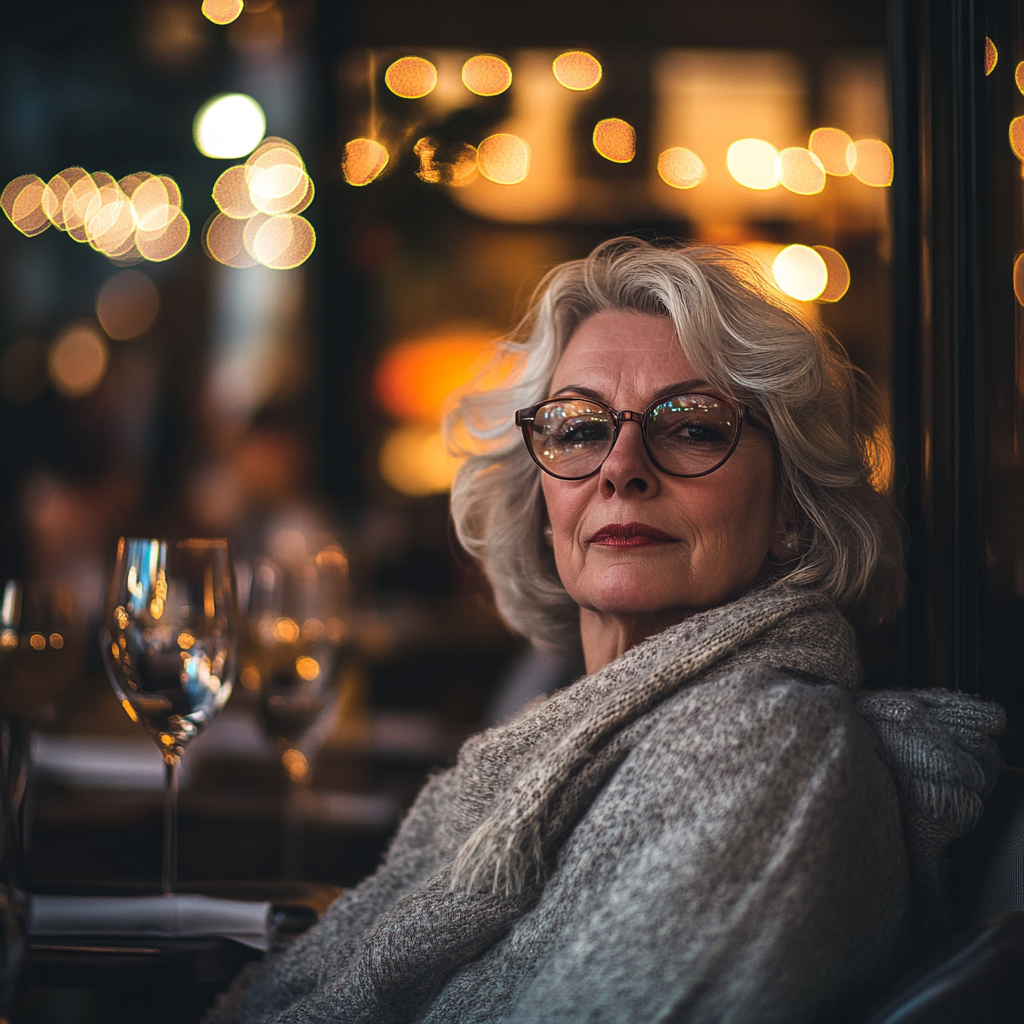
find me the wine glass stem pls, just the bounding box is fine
[162,758,179,895]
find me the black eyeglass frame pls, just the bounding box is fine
[514,392,766,481]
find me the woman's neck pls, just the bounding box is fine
[579,607,694,674]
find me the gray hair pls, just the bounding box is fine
[447,237,905,651]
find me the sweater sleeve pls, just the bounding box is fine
[204,764,458,1024]
[434,666,913,1024]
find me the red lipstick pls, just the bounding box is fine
[589,522,678,546]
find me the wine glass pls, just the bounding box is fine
[240,544,350,876]
[100,538,238,894]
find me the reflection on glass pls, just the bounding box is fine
[384,56,438,99]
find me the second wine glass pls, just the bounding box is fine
[100,537,238,894]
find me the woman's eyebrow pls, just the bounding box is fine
[551,380,711,402]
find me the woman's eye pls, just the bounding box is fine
[557,418,611,444]
[662,419,728,444]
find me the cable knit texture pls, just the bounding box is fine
[206,584,1004,1024]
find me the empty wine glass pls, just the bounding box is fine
[100,538,238,894]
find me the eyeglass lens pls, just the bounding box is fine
[529,395,739,478]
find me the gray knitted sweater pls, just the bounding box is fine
[207,585,1004,1024]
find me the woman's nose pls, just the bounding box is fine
[598,421,660,497]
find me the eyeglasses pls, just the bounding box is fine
[515,392,757,480]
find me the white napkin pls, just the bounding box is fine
[29,894,273,951]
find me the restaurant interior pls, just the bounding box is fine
[1,0,1022,1020]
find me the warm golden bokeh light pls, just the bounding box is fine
[379,424,461,496]
[477,133,531,184]
[136,210,191,262]
[247,148,309,215]
[727,139,780,190]
[342,138,389,186]
[1,175,53,237]
[1016,62,1024,95]
[462,54,512,96]
[282,748,309,782]
[48,322,109,398]
[1014,253,1024,306]
[851,139,894,187]
[657,148,706,189]
[414,138,478,186]
[193,93,266,159]
[593,118,636,163]
[772,245,828,301]
[779,147,826,195]
[96,270,160,340]
[808,127,855,176]
[203,212,256,267]
[384,56,438,99]
[1010,117,1024,162]
[813,246,851,302]
[213,164,258,218]
[202,0,243,25]
[295,656,320,680]
[552,51,602,91]
[250,214,316,270]
[985,37,998,76]
[63,173,100,242]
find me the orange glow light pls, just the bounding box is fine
[384,56,438,99]
[96,271,160,340]
[813,246,851,302]
[462,54,512,96]
[779,147,826,195]
[772,245,828,301]
[985,37,998,76]
[477,133,530,184]
[202,0,243,25]
[1016,62,1024,95]
[657,148,706,190]
[2,175,53,237]
[135,210,190,262]
[251,213,316,269]
[727,139,780,190]
[379,424,461,496]
[593,118,636,163]
[1014,253,1024,306]
[851,139,894,187]
[1010,118,1024,161]
[552,51,602,91]
[342,138,389,186]
[48,322,109,398]
[213,165,258,219]
[414,138,478,186]
[808,127,855,176]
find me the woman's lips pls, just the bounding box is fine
[588,522,678,546]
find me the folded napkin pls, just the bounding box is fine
[29,894,273,951]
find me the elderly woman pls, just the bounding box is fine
[209,239,1003,1024]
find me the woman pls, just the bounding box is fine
[210,239,1004,1024]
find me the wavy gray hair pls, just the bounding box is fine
[447,238,905,651]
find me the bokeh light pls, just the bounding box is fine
[552,51,602,91]
[384,56,438,99]
[985,37,998,76]
[1,175,53,237]
[414,138,478,186]
[727,139,780,190]
[657,148,706,189]
[202,0,243,25]
[867,425,895,493]
[379,425,461,496]
[213,165,258,219]
[203,213,257,268]
[250,214,316,269]
[193,94,266,159]
[136,210,190,261]
[96,270,160,340]
[462,54,512,96]
[246,146,310,215]
[592,119,636,163]
[1016,62,1024,95]
[342,138,389,186]
[48,323,109,398]
[772,245,828,301]
[1010,117,1024,162]
[779,147,826,195]
[477,134,530,184]
[813,246,851,302]
[851,139,894,187]
[1014,253,1024,306]
[808,127,855,176]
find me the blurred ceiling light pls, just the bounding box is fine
[1009,117,1024,161]
[657,147,706,189]
[414,138,478,186]
[379,424,461,496]
[477,133,531,184]
[985,37,998,76]
[813,246,851,302]
[203,212,257,267]
[384,56,438,99]
[96,271,161,340]
[808,127,855,176]
[1016,62,1024,95]
[850,139,894,186]
[250,214,315,269]
[772,245,828,301]
[343,138,389,186]
[593,118,636,163]
[202,0,243,24]
[213,165,258,218]
[727,139,781,190]
[1015,254,1024,306]
[0,337,47,405]
[552,51,602,91]
[462,54,512,96]
[48,323,109,398]
[193,93,266,159]
[1,175,53,237]
[779,147,826,195]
